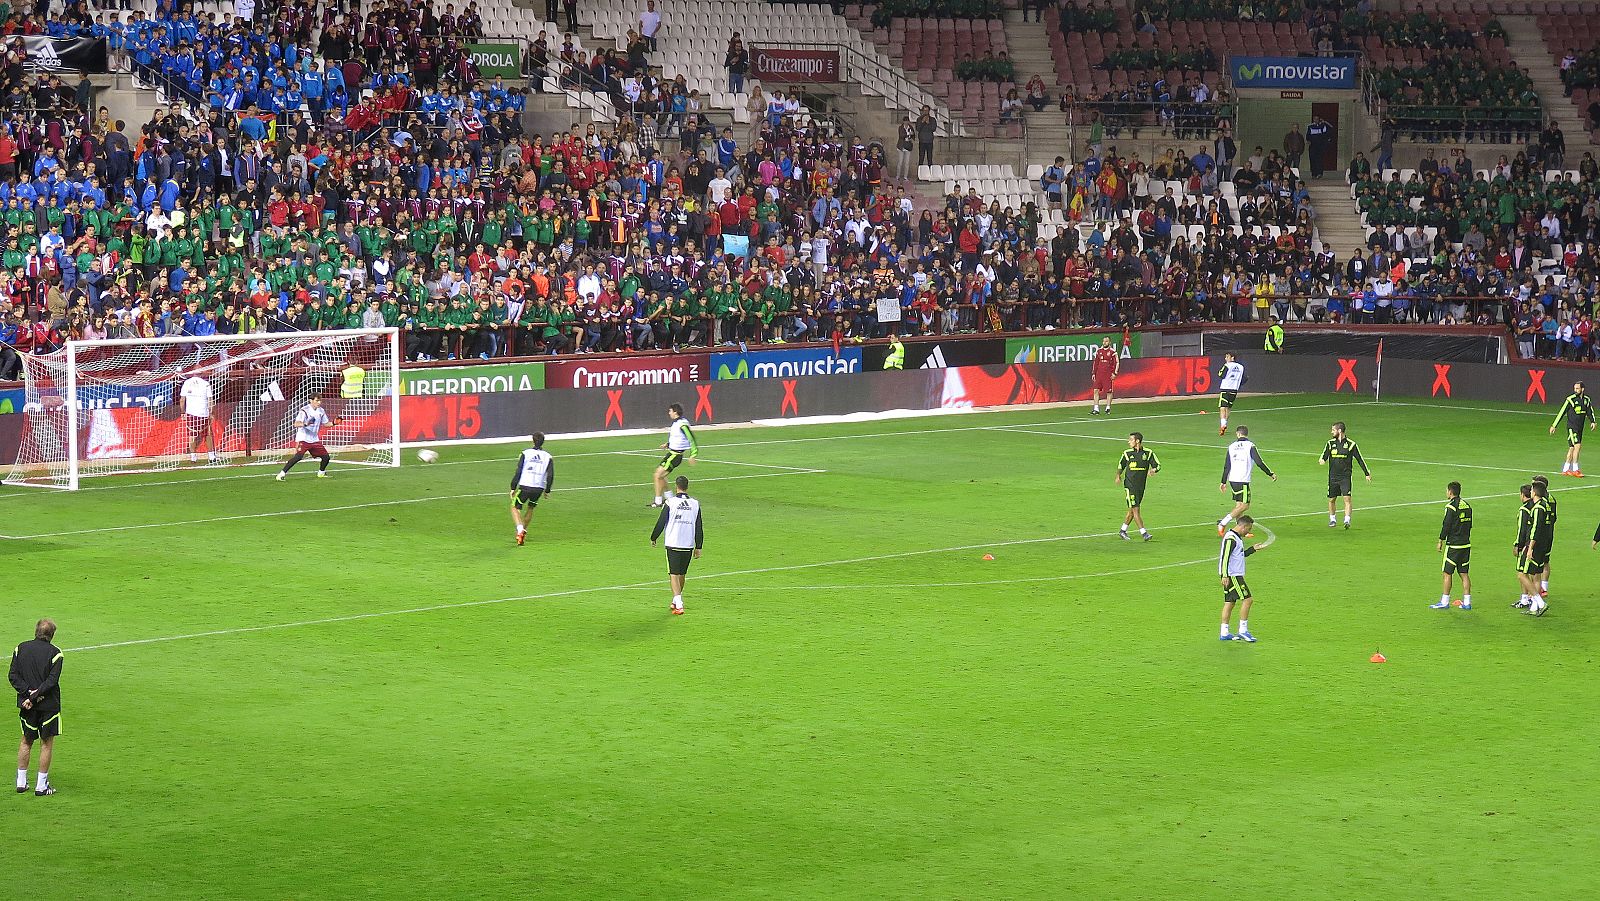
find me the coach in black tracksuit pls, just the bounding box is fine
[10,619,63,796]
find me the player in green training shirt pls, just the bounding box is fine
[1115,431,1160,541]
[1519,482,1554,616]
[1318,421,1371,529]
[1430,481,1473,610]
[1511,484,1539,612]
[1530,473,1556,599]
[1547,381,1595,476]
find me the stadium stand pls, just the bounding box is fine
[840,4,1019,136]
[0,0,1596,379]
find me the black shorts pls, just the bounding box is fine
[1125,486,1145,508]
[1518,545,1550,574]
[1442,545,1470,575]
[1566,427,1582,447]
[666,547,695,575]
[20,708,60,741]
[1220,390,1238,409]
[659,450,686,473]
[1328,476,1352,498]
[1228,481,1251,504]
[513,486,544,509]
[1222,575,1251,603]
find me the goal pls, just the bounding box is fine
[4,329,401,490]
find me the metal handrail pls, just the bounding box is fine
[750,40,967,137]
[1361,69,1544,137]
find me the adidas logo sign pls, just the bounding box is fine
[31,40,60,69]
[920,346,947,369]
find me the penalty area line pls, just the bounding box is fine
[61,484,1570,654]
[0,398,1357,501]
[4,469,825,540]
[989,426,1512,472]
[613,555,1219,591]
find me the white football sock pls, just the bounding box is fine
[1463,594,1472,604]
[1120,524,1128,532]
[672,595,683,609]
[35,772,46,791]
[1239,619,1249,633]
[1221,514,1234,526]
[516,524,526,535]
[1541,580,1549,591]
[1329,515,1337,522]
[1093,404,1100,412]
[16,768,25,789]
[1140,528,1149,536]
[1562,462,1571,472]
[1344,516,1351,524]
[1220,623,1230,637]
[1441,594,1450,605]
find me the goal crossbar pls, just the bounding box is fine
[5,329,402,490]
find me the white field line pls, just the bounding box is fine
[612,555,1219,591]
[0,450,648,498]
[0,398,1361,500]
[62,484,1589,654]
[4,468,824,540]
[991,426,1513,473]
[609,451,822,472]
[1377,401,1551,417]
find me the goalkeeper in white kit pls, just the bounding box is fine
[276,398,336,480]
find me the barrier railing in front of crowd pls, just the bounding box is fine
[1361,71,1544,143]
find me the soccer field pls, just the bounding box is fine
[9,392,1599,899]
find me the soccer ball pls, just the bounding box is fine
[416,449,440,464]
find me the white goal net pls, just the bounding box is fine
[4,329,401,490]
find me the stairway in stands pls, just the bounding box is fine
[1305,182,1367,262]
[1002,8,1053,107]
[1499,14,1592,146]
[1003,8,1075,168]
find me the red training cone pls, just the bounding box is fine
[981,554,995,561]
[1369,652,1387,664]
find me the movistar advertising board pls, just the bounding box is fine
[713,347,863,380]
[1006,332,1141,364]
[1230,56,1355,90]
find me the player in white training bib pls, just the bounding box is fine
[1217,352,1245,435]
[1218,424,1276,535]
[509,433,556,546]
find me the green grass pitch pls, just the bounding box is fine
[8,392,1599,899]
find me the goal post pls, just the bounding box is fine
[4,328,402,490]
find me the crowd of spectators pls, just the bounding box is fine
[0,0,1596,383]
[1367,57,1540,143]
[1344,144,1600,358]
[1134,0,1306,25]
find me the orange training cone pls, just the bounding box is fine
[981,554,995,561]
[1369,652,1387,664]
